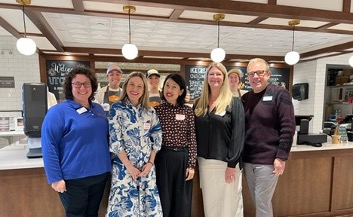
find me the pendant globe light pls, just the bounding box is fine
[349,55,353,67]
[122,5,138,60]
[210,13,226,63]
[284,19,300,65]
[16,0,36,56]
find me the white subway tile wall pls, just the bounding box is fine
[0,36,40,111]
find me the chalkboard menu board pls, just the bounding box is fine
[46,60,90,100]
[185,65,208,100]
[185,64,290,100]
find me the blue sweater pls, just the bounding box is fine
[41,100,111,184]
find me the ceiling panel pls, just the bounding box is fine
[0,0,353,62]
[277,0,343,12]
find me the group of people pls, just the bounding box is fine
[41,57,295,217]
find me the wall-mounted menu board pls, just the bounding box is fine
[185,64,290,100]
[46,60,90,100]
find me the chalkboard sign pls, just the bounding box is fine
[185,64,290,100]
[185,65,208,100]
[46,60,90,100]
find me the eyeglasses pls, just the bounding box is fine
[248,70,267,77]
[72,82,91,88]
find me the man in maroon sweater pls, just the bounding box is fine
[241,58,295,217]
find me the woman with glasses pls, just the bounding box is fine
[241,58,295,217]
[41,67,111,217]
[106,71,163,216]
[194,62,245,217]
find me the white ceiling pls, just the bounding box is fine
[1,0,353,62]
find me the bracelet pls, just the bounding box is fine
[147,161,154,166]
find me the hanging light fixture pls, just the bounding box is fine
[285,19,300,65]
[349,56,353,67]
[122,5,138,60]
[16,0,36,56]
[210,13,226,63]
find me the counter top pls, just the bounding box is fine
[291,142,353,152]
[1,141,353,171]
[0,130,25,136]
[0,144,43,170]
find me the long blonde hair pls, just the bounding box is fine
[195,62,233,117]
[119,71,149,109]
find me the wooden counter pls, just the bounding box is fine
[1,143,353,217]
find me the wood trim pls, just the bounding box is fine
[72,0,85,12]
[24,10,64,52]
[169,9,183,20]
[0,16,22,38]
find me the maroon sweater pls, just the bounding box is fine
[241,84,295,164]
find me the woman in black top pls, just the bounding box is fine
[194,62,245,217]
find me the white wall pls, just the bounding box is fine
[0,36,40,111]
[293,53,353,133]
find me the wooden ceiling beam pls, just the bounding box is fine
[24,10,64,52]
[0,16,22,38]
[169,9,183,20]
[72,0,85,12]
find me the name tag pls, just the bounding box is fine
[76,107,87,114]
[218,111,226,116]
[263,96,273,101]
[143,122,151,130]
[176,114,185,120]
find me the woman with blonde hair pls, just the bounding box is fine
[106,71,163,216]
[194,62,245,217]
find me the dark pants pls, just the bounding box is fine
[155,147,193,217]
[58,172,109,217]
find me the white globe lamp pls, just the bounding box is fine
[122,43,138,60]
[349,56,353,67]
[211,47,226,63]
[16,37,36,56]
[285,51,300,65]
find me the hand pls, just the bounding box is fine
[126,165,141,180]
[140,162,153,177]
[185,168,195,181]
[225,167,236,183]
[273,158,286,176]
[51,180,66,193]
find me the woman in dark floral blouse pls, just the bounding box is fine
[155,73,197,217]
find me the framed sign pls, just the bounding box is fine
[185,64,291,100]
[46,60,90,100]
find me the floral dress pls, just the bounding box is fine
[106,99,163,217]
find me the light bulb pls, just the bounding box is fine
[285,51,300,65]
[122,43,138,60]
[349,56,353,67]
[211,47,225,63]
[16,37,36,55]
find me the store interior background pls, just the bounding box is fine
[2,34,353,136]
[2,0,353,136]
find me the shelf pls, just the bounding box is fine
[328,102,353,105]
[329,84,353,88]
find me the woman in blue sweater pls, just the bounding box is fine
[41,67,111,217]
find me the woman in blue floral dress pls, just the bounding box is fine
[106,71,163,217]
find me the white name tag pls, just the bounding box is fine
[263,96,273,101]
[176,114,185,120]
[76,107,87,114]
[144,122,151,130]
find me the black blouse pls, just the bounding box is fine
[195,97,245,168]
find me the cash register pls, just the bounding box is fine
[295,115,327,147]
